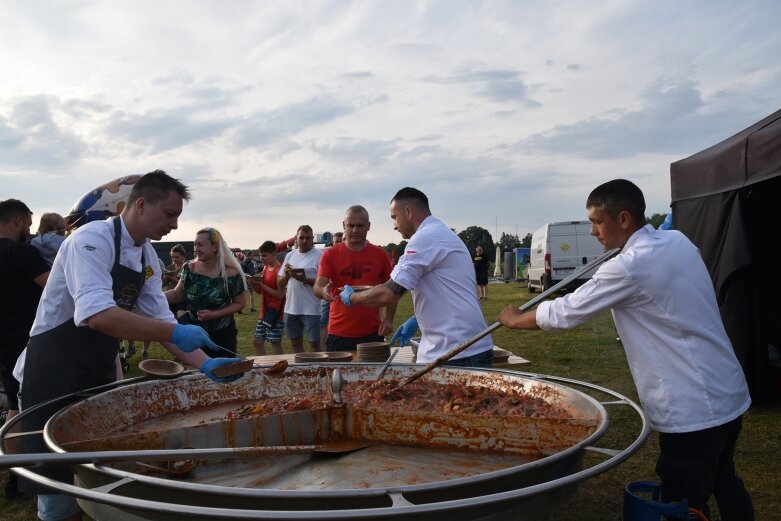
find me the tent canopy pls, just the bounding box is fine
[671,109,781,201]
[670,108,781,405]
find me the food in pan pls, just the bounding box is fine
[225,378,571,420]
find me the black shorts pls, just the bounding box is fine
[476,272,489,285]
[326,333,384,352]
[207,319,238,358]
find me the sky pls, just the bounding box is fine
[2,1,780,249]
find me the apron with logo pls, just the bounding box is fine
[21,217,145,487]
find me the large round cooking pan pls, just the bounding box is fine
[3,364,648,520]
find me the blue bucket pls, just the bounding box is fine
[623,481,691,520]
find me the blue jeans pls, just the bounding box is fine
[442,349,493,368]
[37,493,81,521]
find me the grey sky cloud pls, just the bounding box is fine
[1,2,778,249]
[0,95,87,169]
[106,108,237,153]
[61,98,112,117]
[152,70,196,86]
[235,96,357,148]
[422,67,539,105]
[311,138,401,165]
[339,71,374,79]
[511,78,763,159]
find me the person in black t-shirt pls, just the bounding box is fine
[0,199,50,499]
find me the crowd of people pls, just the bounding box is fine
[0,175,754,521]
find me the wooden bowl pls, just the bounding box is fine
[325,351,354,362]
[356,341,390,352]
[139,359,185,379]
[294,352,329,363]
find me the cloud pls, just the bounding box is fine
[1,2,779,249]
[422,67,541,106]
[510,78,768,159]
[339,71,375,79]
[0,95,88,169]
[105,107,238,153]
[311,137,401,165]
[234,96,358,148]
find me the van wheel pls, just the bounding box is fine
[527,278,535,293]
[542,277,550,292]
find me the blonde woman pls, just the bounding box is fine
[167,227,247,357]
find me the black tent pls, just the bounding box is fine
[670,109,781,405]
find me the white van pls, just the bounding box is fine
[527,221,604,292]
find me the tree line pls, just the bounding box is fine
[379,213,668,260]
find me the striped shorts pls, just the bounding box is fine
[254,318,284,344]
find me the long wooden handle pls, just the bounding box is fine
[0,445,320,468]
[391,248,620,392]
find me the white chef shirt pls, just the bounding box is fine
[281,247,323,316]
[536,225,751,433]
[391,216,493,363]
[14,217,175,384]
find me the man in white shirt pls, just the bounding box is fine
[341,187,493,366]
[16,170,244,521]
[278,225,323,353]
[498,179,753,520]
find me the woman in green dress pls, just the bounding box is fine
[167,227,247,357]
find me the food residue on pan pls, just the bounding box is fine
[224,379,571,420]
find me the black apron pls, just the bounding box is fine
[21,217,145,488]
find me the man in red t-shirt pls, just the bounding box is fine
[315,205,396,351]
[248,241,286,355]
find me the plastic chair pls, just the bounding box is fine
[623,481,707,520]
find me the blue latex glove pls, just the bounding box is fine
[171,324,220,353]
[340,285,355,307]
[389,316,418,346]
[200,357,244,384]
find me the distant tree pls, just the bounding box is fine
[457,226,494,259]
[384,241,407,259]
[498,232,521,252]
[520,233,532,248]
[647,213,668,229]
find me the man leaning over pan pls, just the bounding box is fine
[14,170,245,521]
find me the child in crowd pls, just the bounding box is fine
[249,241,286,355]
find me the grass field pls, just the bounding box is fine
[2,282,779,520]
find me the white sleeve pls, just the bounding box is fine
[66,227,119,326]
[390,234,432,291]
[12,348,26,383]
[536,259,635,330]
[278,251,292,281]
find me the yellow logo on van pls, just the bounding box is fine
[560,243,570,252]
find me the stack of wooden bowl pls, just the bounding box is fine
[356,341,390,362]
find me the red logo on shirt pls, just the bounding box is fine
[406,250,417,254]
